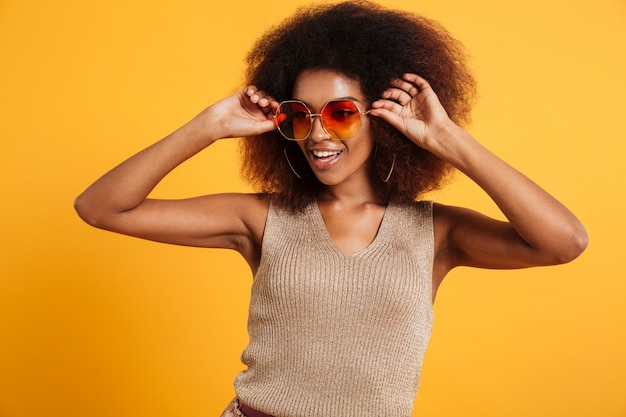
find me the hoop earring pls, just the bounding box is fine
[374,144,396,183]
[283,144,310,179]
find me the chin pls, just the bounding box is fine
[314,175,339,186]
[310,169,341,186]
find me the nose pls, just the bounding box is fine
[308,115,330,142]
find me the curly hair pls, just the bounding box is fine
[239,0,476,212]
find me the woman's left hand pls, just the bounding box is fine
[370,73,456,153]
[372,75,587,274]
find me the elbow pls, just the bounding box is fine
[550,225,589,265]
[73,193,103,229]
[74,192,133,232]
[569,228,589,262]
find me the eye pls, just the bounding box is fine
[330,109,357,120]
[324,100,360,121]
[293,110,310,119]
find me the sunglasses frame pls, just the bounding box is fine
[273,99,371,141]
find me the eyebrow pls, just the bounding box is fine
[338,96,362,102]
[292,96,365,107]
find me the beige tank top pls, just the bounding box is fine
[234,199,434,417]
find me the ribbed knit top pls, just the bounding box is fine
[234,199,434,417]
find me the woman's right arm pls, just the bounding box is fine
[74,87,277,264]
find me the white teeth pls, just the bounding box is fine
[312,150,341,158]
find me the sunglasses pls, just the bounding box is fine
[273,99,371,141]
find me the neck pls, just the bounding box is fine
[317,178,386,209]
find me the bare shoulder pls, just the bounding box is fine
[432,201,500,258]
[186,192,269,272]
[432,202,491,237]
[432,202,456,242]
[227,192,270,243]
[196,192,269,242]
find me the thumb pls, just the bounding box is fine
[370,108,405,132]
[252,118,278,136]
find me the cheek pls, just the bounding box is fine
[344,138,375,170]
[356,129,376,159]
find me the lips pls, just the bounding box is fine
[312,150,342,158]
[309,148,343,169]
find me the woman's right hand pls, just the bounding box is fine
[196,86,279,141]
[74,86,278,262]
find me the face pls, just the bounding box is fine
[291,68,375,187]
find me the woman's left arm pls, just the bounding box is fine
[371,73,588,270]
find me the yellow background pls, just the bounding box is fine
[1,0,624,416]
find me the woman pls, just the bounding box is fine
[74,2,587,416]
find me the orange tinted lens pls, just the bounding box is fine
[277,101,311,140]
[321,100,362,139]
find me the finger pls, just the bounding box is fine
[369,105,405,132]
[389,77,420,97]
[245,87,277,115]
[255,95,272,110]
[381,87,413,105]
[248,91,266,105]
[244,85,260,97]
[260,95,280,116]
[371,98,403,114]
[245,86,269,104]
[402,73,432,92]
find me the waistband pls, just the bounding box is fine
[237,399,275,417]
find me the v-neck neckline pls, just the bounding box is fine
[309,200,393,258]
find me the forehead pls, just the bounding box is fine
[292,69,365,105]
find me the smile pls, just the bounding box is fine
[312,150,343,158]
[309,149,343,169]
